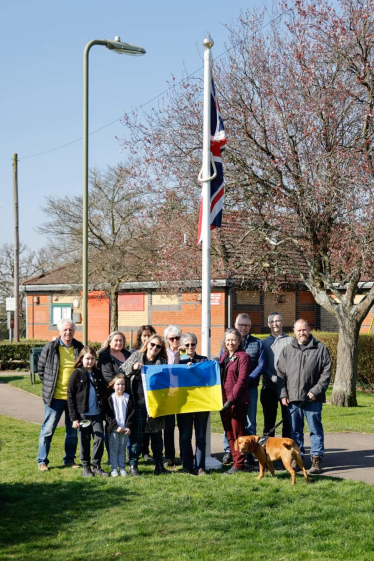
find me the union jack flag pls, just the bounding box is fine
[197,76,226,244]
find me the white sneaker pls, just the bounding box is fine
[120,469,127,477]
[111,469,119,477]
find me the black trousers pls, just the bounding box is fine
[163,414,176,461]
[260,387,291,438]
[129,406,163,466]
[79,414,104,467]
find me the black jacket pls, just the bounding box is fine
[38,338,83,406]
[67,366,107,421]
[104,392,136,433]
[97,347,131,384]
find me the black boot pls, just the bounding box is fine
[154,461,168,475]
[130,465,140,477]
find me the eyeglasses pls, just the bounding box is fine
[168,336,180,341]
[184,343,196,348]
[236,323,251,328]
[149,342,162,349]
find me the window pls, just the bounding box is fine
[52,304,72,325]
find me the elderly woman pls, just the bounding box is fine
[163,324,182,466]
[177,333,209,475]
[97,331,130,384]
[130,325,156,354]
[219,328,251,475]
[122,334,168,476]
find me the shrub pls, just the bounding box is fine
[0,340,102,370]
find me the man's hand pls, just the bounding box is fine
[307,392,316,401]
[281,397,289,406]
[72,420,80,429]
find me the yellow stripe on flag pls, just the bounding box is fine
[146,385,223,417]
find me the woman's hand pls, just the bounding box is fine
[72,420,80,429]
[133,362,142,371]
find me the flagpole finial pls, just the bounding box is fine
[203,34,214,49]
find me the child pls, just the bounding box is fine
[67,346,108,478]
[105,374,135,477]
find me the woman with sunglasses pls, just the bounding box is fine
[177,333,209,475]
[121,335,168,475]
[163,325,182,467]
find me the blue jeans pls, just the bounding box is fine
[223,387,258,453]
[37,398,77,465]
[289,401,324,457]
[177,411,209,471]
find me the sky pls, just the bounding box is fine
[0,0,272,251]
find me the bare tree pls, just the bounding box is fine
[38,163,154,332]
[122,0,374,406]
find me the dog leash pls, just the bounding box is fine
[261,394,311,442]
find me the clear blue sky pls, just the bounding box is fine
[1,0,270,250]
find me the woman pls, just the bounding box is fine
[122,334,168,475]
[219,328,251,475]
[98,331,131,384]
[163,324,182,466]
[130,325,156,354]
[177,333,209,475]
[129,324,157,462]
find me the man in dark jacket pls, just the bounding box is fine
[278,319,331,474]
[37,319,83,471]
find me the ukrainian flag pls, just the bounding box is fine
[141,361,222,418]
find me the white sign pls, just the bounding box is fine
[6,297,16,311]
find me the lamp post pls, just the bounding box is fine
[82,37,146,344]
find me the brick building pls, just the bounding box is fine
[22,263,373,356]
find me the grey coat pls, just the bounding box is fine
[121,351,166,432]
[277,336,331,403]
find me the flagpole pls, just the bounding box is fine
[201,34,222,471]
[201,34,213,359]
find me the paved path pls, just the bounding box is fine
[1,375,373,484]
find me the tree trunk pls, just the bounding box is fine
[109,281,120,333]
[330,319,359,407]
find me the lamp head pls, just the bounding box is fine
[203,34,214,49]
[106,36,146,56]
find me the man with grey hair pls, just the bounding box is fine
[37,319,83,471]
[261,312,293,438]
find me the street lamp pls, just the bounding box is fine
[82,37,146,344]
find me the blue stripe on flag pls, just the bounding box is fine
[143,360,220,391]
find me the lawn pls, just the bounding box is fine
[1,415,374,560]
[3,374,374,434]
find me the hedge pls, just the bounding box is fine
[1,335,374,387]
[0,341,101,370]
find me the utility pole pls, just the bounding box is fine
[13,153,20,342]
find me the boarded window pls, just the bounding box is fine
[118,293,144,311]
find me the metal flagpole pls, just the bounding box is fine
[201,34,222,470]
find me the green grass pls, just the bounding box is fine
[1,416,374,560]
[3,375,374,434]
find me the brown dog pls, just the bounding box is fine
[234,435,310,485]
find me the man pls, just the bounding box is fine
[277,319,331,474]
[261,312,293,438]
[222,313,265,469]
[37,319,83,471]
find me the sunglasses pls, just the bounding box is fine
[149,342,162,349]
[168,336,181,341]
[184,343,196,348]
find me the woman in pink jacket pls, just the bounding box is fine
[219,328,251,474]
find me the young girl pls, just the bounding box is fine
[105,374,135,477]
[67,346,108,478]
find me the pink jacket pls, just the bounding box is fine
[219,350,251,405]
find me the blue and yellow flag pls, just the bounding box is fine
[141,361,222,418]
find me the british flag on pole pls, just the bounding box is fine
[197,76,226,244]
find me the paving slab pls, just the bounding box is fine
[1,376,373,484]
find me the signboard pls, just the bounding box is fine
[210,294,222,306]
[6,297,16,311]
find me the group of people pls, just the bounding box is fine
[36,311,331,478]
